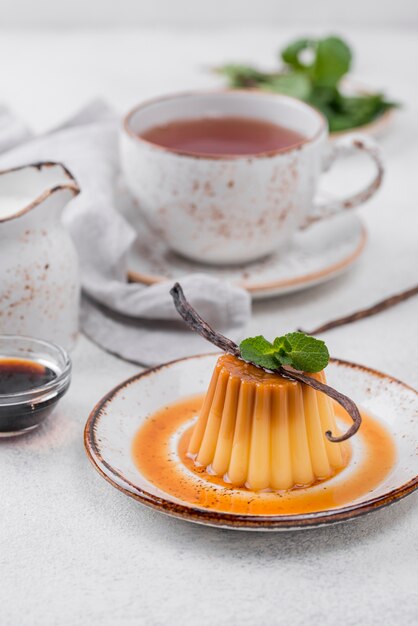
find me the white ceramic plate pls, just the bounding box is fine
[85,354,417,531]
[122,191,367,299]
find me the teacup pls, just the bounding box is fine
[121,90,383,265]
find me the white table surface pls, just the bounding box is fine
[1,26,417,626]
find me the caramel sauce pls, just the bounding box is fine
[132,395,396,515]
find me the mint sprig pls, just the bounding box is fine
[217,35,398,133]
[171,282,361,442]
[239,332,329,373]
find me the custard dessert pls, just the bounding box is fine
[188,354,349,491]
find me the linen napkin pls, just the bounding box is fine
[0,101,251,366]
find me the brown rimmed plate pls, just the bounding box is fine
[84,354,417,531]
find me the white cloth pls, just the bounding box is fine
[0,101,251,365]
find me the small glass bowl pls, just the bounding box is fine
[0,335,72,437]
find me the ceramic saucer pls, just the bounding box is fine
[84,354,417,531]
[121,191,367,299]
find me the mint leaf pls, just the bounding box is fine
[239,332,329,373]
[219,34,397,134]
[239,336,280,370]
[312,37,351,87]
[266,72,312,100]
[273,335,292,354]
[281,38,313,71]
[216,64,272,88]
[282,332,329,372]
[273,352,293,367]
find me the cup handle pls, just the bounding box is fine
[301,134,384,229]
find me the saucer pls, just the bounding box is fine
[125,200,367,299]
[84,354,417,531]
[122,194,367,299]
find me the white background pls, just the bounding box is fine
[0,0,417,28]
[0,4,417,626]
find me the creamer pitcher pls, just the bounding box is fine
[0,162,80,350]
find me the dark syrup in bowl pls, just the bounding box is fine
[0,358,56,394]
[0,336,71,436]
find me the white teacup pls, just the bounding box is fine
[121,91,383,265]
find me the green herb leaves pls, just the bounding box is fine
[281,36,351,88]
[313,37,351,87]
[217,64,269,88]
[238,336,283,370]
[265,73,311,100]
[281,38,313,70]
[239,332,329,373]
[218,35,397,133]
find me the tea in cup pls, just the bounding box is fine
[121,91,383,265]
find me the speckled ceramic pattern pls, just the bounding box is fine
[0,163,80,350]
[121,91,382,265]
[85,354,417,531]
[120,91,327,265]
[123,202,367,298]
